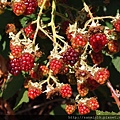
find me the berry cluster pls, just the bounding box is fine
[12,0,38,16]
[5,0,120,116]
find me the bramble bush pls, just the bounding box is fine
[0,0,120,120]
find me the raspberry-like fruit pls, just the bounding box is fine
[90,51,104,65]
[10,45,23,58]
[24,24,35,39]
[12,2,26,16]
[62,47,79,66]
[28,87,42,99]
[49,59,63,75]
[77,83,89,97]
[107,40,119,54]
[94,68,110,84]
[113,19,120,32]
[65,103,76,115]
[71,34,87,49]
[19,53,34,72]
[86,97,99,111]
[23,0,38,15]
[78,102,90,115]
[90,33,108,53]
[86,75,100,91]
[60,84,72,98]
[8,58,21,76]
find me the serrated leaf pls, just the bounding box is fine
[14,88,29,111]
[2,74,24,100]
[112,56,120,73]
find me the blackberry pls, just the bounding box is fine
[19,53,34,72]
[62,47,79,66]
[8,58,21,76]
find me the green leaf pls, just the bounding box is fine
[2,74,24,100]
[42,16,50,22]
[112,56,120,73]
[105,21,113,30]
[0,35,2,41]
[14,88,29,111]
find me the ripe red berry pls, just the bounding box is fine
[28,87,42,99]
[24,24,35,39]
[113,19,120,32]
[65,103,76,115]
[71,34,87,49]
[23,0,38,15]
[78,102,90,115]
[107,40,119,54]
[60,84,72,98]
[94,68,110,84]
[90,33,108,53]
[19,53,34,72]
[12,2,26,16]
[8,58,21,76]
[49,59,63,75]
[86,97,99,111]
[77,83,89,97]
[90,51,104,65]
[62,47,79,66]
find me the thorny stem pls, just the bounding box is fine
[32,0,48,45]
[82,16,115,32]
[106,80,120,110]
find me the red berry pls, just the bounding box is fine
[71,34,87,49]
[86,75,100,91]
[78,102,90,115]
[90,51,104,65]
[77,83,89,97]
[10,45,23,58]
[90,33,108,53]
[114,19,120,32]
[49,59,63,75]
[12,2,26,16]
[24,24,35,39]
[8,58,21,76]
[86,97,99,111]
[62,47,79,66]
[28,87,42,99]
[65,104,76,115]
[23,0,38,15]
[107,40,120,54]
[94,68,110,84]
[60,84,72,98]
[19,53,34,72]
